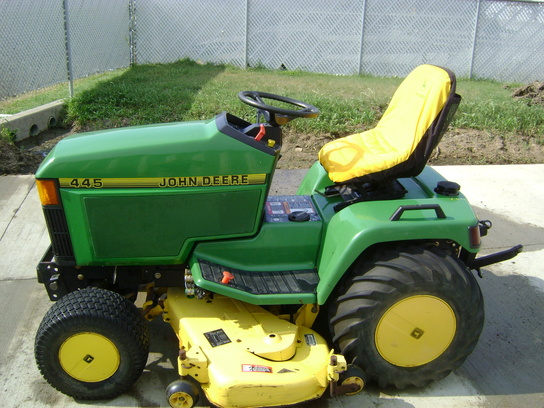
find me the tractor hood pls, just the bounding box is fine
[35,113,280,266]
[36,113,277,179]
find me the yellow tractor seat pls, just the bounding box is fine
[319,64,461,185]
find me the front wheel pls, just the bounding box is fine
[35,287,150,399]
[329,245,484,388]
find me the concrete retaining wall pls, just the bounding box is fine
[0,100,65,141]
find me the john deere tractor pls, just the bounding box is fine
[33,65,521,407]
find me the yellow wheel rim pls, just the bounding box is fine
[341,376,365,395]
[375,295,456,367]
[169,391,194,408]
[59,332,120,382]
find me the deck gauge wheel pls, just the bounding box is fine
[166,378,200,408]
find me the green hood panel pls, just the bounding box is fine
[37,113,279,266]
[62,187,264,265]
[36,114,276,179]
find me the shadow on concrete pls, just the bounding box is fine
[460,268,544,397]
[472,205,544,254]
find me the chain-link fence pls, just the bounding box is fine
[133,0,247,67]
[246,0,366,75]
[1,0,543,101]
[0,0,66,99]
[360,0,479,78]
[473,1,544,82]
[0,0,130,100]
[65,0,130,79]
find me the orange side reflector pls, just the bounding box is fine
[468,225,481,249]
[36,179,59,206]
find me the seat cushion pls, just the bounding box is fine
[318,65,452,183]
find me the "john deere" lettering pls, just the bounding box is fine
[157,174,251,187]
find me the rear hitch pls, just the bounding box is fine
[478,219,493,237]
[469,244,523,275]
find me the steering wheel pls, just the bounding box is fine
[238,91,320,126]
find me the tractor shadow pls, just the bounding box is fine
[470,205,544,254]
[143,317,180,380]
[458,267,544,397]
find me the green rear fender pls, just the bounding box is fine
[315,199,480,304]
[300,164,481,305]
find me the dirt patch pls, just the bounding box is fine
[0,138,44,175]
[277,130,332,169]
[1,125,543,176]
[0,126,76,175]
[429,128,544,166]
[279,128,544,169]
[512,81,544,106]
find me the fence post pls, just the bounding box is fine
[62,0,74,98]
[244,0,249,68]
[358,0,368,75]
[129,0,137,66]
[469,0,482,80]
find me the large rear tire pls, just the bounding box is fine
[35,287,150,399]
[328,245,484,388]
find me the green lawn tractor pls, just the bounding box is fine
[34,64,522,408]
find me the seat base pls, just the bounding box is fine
[325,179,407,212]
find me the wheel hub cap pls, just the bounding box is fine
[375,295,456,367]
[169,392,194,408]
[59,332,120,382]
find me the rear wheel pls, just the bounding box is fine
[35,287,150,399]
[329,245,484,388]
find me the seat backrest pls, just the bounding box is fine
[318,64,461,184]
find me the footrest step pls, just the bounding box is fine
[198,259,319,295]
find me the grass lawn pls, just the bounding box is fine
[1,59,543,144]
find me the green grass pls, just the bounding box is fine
[63,60,398,136]
[454,80,544,138]
[0,126,16,144]
[0,69,128,114]
[2,59,543,143]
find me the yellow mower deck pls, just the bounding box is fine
[164,288,348,408]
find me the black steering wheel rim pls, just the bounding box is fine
[238,91,320,120]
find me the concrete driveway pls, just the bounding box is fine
[1,165,543,408]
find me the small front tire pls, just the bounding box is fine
[35,287,150,399]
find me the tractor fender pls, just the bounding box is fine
[315,197,479,305]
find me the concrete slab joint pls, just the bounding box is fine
[0,100,66,142]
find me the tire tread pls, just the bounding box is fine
[329,245,484,388]
[35,287,150,400]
